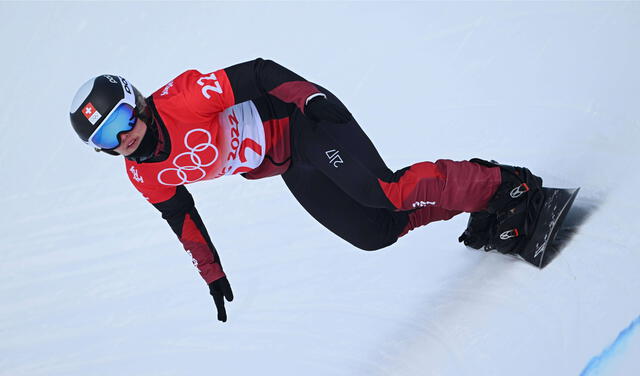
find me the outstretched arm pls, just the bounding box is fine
[224,58,324,113]
[181,58,351,123]
[153,185,233,322]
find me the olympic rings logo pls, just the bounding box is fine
[157,129,219,186]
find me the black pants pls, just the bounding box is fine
[282,89,410,251]
[278,87,500,251]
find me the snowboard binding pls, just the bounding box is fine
[459,159,544,255]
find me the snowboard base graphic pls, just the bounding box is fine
[516,187,580,268]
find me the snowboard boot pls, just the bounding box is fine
[468,159,544,255]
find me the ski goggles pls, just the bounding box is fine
[87,102,137,150]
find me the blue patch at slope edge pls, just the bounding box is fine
[580,314,640,375]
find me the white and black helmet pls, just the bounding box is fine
[69,74,147,152]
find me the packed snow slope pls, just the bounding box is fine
[1,2,639,375]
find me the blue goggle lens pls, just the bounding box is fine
[90,103,136,149]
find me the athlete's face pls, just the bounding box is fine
[113,118,147,156]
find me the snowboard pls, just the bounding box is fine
[516,187,580,268]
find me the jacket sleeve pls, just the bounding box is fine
[224,58,324,112]
[152,185,225,284]
[180,58,324,117]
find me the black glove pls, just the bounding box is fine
[208,276,234,322]
[458,211,496,250]
[304,96,353,124]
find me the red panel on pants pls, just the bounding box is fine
[378,159,501,213]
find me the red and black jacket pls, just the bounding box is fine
[126,58,322,284]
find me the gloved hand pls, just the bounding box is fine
[304,96,353,124]
[208,276,234,322]
[458,211,496,250]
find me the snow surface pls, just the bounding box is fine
[1,2,639,375]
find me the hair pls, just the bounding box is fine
[133,86,151,124]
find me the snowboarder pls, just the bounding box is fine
[69,58,543,322]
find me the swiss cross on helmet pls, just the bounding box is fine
[69,74,147,154]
